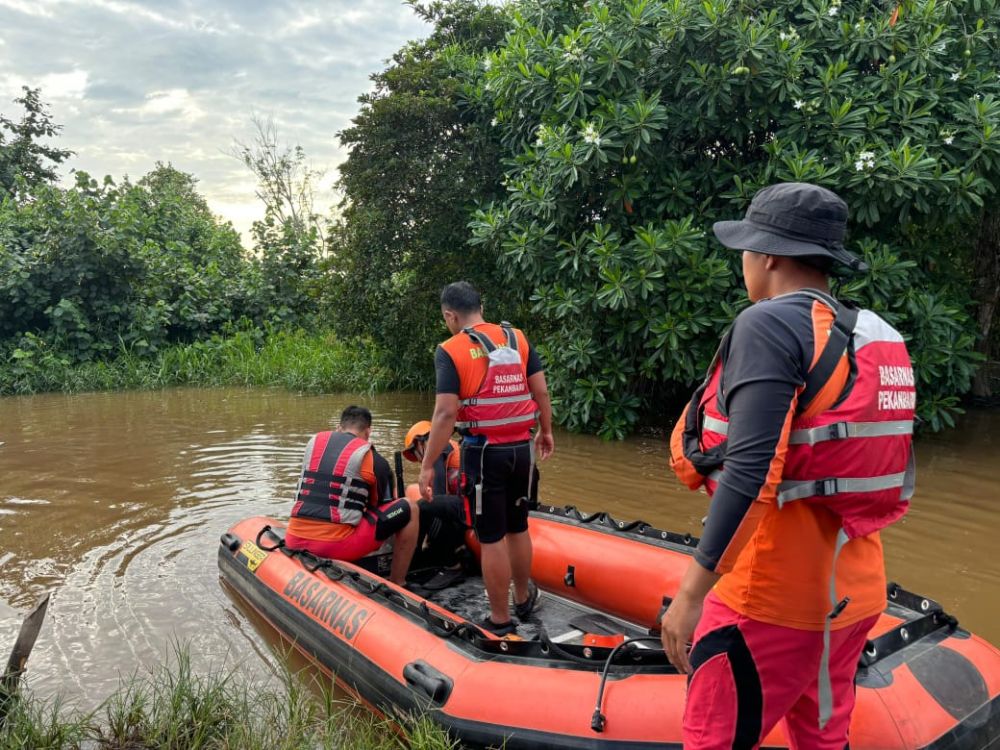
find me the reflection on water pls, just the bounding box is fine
[0,388,997,704]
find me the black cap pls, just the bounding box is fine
[712,182,868,274]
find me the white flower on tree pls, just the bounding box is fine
[580,122,601,147]
[854,151,876,171]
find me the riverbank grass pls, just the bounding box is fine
[0,327,404,397]
[0,648,456,749]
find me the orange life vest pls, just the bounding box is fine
[454,324,538,444]
[671,295,915,538]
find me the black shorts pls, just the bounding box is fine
[462,440,539,544]
[371,498,412,541]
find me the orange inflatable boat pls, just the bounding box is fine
[218,505,1000,748]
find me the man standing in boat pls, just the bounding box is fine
[285,405,420,586]
[664,183,915,747]
[418,281,554,635]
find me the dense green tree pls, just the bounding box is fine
[247,209,325,327]
[0,87,73,196]
[329,0,511,384]
[470,0,1000,436]
[0,165,254,368]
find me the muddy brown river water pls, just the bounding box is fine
[0,388,998,704]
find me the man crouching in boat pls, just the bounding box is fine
[402,421,471,588]
[285,405,420,586]
[664,183,915,748]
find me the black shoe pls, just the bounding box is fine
[514,580,539,620]
[480,616,517,636]
[421,567,465,591]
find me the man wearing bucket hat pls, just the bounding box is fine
[664,183,916,748]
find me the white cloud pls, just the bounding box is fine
[38,69,89,99]
[113,88,205,120]
[84,0,187,30]
[0,0,54,18]
[282,10,325,36]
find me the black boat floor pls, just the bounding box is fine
[411,569,649,645]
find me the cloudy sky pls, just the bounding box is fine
[0,0,430,239]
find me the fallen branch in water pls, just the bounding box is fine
[0,593,49,727]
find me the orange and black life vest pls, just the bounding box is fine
[292,431,373,527]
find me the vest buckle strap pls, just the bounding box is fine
[827,422,850,440]
[818,478,839,496]
[828,596,850,620]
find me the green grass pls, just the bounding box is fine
[0,328,404,397]
[0,647,458,750]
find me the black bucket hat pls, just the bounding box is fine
[713,182,868,274]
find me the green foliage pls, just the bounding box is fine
[0,165,250,361]
[329,0,513,385]
[470,0,1000,435]
[0,644,457,749]
[0,91,330,390]
[0,158,333,377]
[248,211,325,328]
[0,327,397,396]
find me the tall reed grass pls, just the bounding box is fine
[0,646,457,749]
[0,328,404,397]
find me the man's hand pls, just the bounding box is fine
[659,560,719,673]
[535,431,554,461]
[418,465,435,501]
[660,590,703,674]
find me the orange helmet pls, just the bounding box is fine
[402,420,432,462]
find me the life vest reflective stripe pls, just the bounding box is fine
[787,419,912,445]
[462,394,535,406]
[777,470,910,506]
[455,324,539,443]
[292,432,373,527]
[708,418,913,443]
